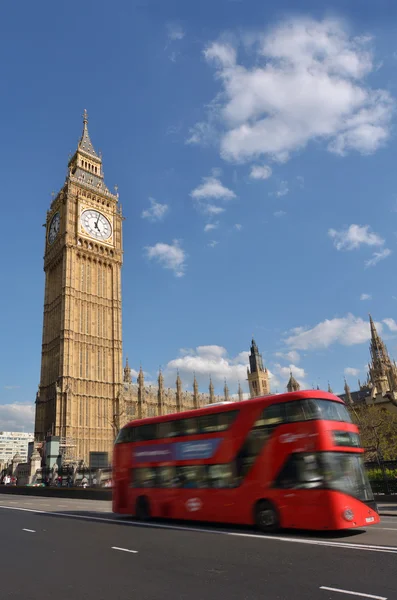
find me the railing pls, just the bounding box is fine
[365,459,397,495]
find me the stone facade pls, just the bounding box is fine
[34,111,123,463]
[117,361,248,429]
[340,315,397,412]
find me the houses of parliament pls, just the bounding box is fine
[33,113,271,464]
[34,112,397,465]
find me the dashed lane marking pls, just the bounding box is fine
[22,529,35,533]
[111,546,138,554]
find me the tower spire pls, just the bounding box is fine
[344,377,353,405]
[247,337,270,398]
[209,376,215,404]
[78,109,99,159]
[123,357,132,384]
[224,378,229,401]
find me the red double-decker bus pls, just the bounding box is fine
[112,390,379,532]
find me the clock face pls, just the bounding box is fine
[48,212,60,245]
[80,209,112,241]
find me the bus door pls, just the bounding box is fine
[275,453,325,529]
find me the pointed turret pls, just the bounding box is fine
[138,365,144,386]
[157,368,164,415]
[367,314,397,395]
[123,357,132,384]
[327,382,333,394]
[193,373,199,409]
[344,378,353,405]
[287,371,300,393]
[158,368,164,389]
[238,381,244,401]
[176,370,182,412]
[224,379,230,402]
[176,370,182,391]
[209,376,215,404]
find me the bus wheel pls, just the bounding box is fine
[254,500,279,533]
[136,496,151,521]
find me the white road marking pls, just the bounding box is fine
[111,546,138,554]
[0,505,396,555]
[320,586,386,599]
[22,528,35,533]
[376,527,397,531]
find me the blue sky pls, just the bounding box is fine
[1,0,397,431]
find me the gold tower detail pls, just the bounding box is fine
[34,111,123,463]
[247,338,270,398]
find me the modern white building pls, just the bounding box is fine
[0,432,34,464]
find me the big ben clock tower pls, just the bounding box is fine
[34,111,123,463]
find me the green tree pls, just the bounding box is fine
[349,404,397,461]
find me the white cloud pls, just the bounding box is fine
[250,165,272,180]
[208,240,219,248]
[297,175,305,188]
[201,204,225,216]
[328,224,384,250]
[360,293,371,300]
[344,367,360,377]
[274,210,286,218]
[144,240,187,277]
[383,318,397,332]
[165,345,249,392]
[192,17,393,163]
[285,313,382,350]
[186,121,217,146]
[275,181,289,197]
[167,23,185,41]
[275,350,301,363]
[3,385,20,390]
[204,222,219,232]
[365,248,391,267]
[190,176,236,201]
[234,223,242,230]
[0,403,34,432]
[141,197,169,222]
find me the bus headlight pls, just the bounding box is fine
[342,508,354,522]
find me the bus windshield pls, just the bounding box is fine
[302,399,352,423]
[322,452,374,502]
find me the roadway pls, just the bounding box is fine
[1,495,396,600]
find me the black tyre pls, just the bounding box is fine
[254,500,280,533]
[135,496,150,521]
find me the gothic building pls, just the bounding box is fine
[117,338,269,429]
[340,314,397,410]
[34,112,275,466]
